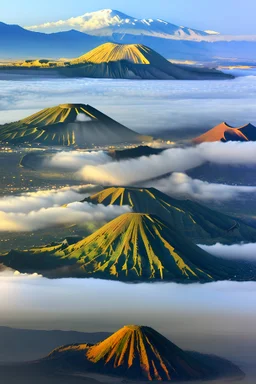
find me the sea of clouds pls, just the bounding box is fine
[1,74,256,135]
[1,73,256,381]
[78,142,256,185]
[1,141,256,232]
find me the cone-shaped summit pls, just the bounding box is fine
[2,212,255,281]
[83,186,256,244]
[0,103,150,146]
[72,43,155,65]
[46,324,244,382]
[62,42,232,80]
[85,325,211,381]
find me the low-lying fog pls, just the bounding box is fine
[0,70,256,138]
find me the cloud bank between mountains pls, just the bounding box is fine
[0,185,100,213]
[199,242,256,261]
[37,142,256,181]
[1,74,256,135]
[65,142,256,201]
[0,184,131,232]
[1,142,256,232]
[0,203,130,232]
[151,173,256,201]
[43,150,112,171]
[0,273,256,368]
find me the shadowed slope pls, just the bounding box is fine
[193,122,256,143]
[85,325,210,381]
[83,187,256,244]
[46,325,244,382]
[2,213,255,282]
[62,43,232,80]
[0,104,150,146]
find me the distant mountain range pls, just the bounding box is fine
[193,122,256,143]
[0,326,110,363]
[0,21,107,59]
[1,9,256,61]
[0,103,150,146]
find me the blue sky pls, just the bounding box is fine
[1,0,256,35]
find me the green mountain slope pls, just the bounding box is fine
[83,187,256,244]
[61,42,233,80]
[0,103,151,146]
[46,325,244,382]
[1,213,255,282]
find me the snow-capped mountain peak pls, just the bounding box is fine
[25,9,213,40]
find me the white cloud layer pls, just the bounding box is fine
[151,172,256,201]
[43,150,112,171]
[199,242,256,261]
[0,202,130,232]
[1,75,256,135]
[0,185,100,213]
[78,142,256,185]
[0,184,130,232]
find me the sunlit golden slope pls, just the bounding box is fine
[83,186,256,244]
[46,325,244,382]
[72,43,153,64]
[193,122,256,143]
[85,325,210,381]
[0,103,150,146]
[63,43,232,80]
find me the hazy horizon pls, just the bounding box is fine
[0,273,256,381]
[1,70,256,140]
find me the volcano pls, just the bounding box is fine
[83,186,256,244]
[2,212,255,282]
[61,42,232,80]
[193,122,256,143]
[0,103,151,146]
[46,325,244,382]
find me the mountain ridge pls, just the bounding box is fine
[1,19,256,62]
[45,324,244,381]
[25,9,210,40]
[0,103,151,146]
[193,122,256,143]
[61,42,232,80]
[1,212,255,282]
[83,186,256,244]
